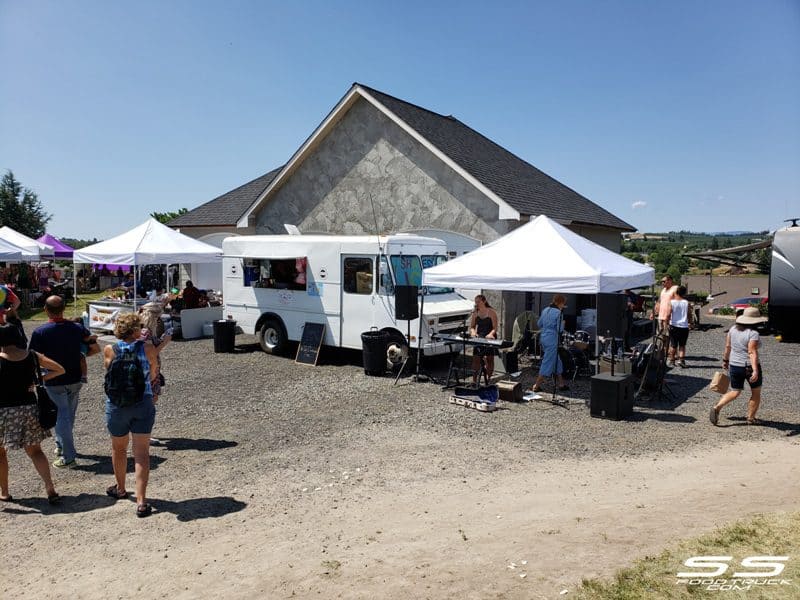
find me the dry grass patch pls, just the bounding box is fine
[576,512,800,599]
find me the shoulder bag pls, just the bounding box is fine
[32,352,58,429]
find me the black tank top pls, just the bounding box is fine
[476,315,493,337]
[0,353,37,407]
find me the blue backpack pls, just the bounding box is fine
[104,342,146,406]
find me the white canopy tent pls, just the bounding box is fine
[73,218,223,310]
[73,218,223,266]
[0,237,24,261]
[423,215,654,293]
[423,215,655,373]
[0,226,54,260]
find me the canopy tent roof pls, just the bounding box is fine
[36,233,75,258]
[0,226,54,260]
[73,218,223,265]
[0,237,24,261]
[423,215,654,294]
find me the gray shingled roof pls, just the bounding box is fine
[359,84,634,231]
[169,167,282,227]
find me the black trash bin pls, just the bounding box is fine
[361,329,389,376]
[213,319,237,353]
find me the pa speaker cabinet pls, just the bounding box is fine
[497,380,523,402]
[590,373,634,420]
[597,293,629,339]
[394,285,419,320]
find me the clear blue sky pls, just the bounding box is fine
[1,0,798,240]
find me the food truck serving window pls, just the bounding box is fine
[343,257,374,294]
[243,257,307,291]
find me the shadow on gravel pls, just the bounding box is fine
[3,493,115,515]
[627,412,696,423]
[153,437,238,452]
[233,342,265,354]
[147,496,247,522]
[73,454,167,475]
[687,355,720,363]
[725,416,800,435]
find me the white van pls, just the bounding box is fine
[222,233,475,366]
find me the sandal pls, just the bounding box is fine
[136,503,153,518]
[106,484,129,500]
[47,492,61,505]
[531,385,543,393]
[0,495,13,502]
[746,418,762,425]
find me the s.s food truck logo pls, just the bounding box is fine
[677,556,791,591]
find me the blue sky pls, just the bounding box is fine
[1,0,798,240]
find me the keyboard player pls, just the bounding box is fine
[469,294,499,385]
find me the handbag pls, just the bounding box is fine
[709,370,730,394]
[32,353,58,429]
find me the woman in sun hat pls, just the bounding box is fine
[709,306,768,426]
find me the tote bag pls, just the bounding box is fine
[709,370,730,394]
[32,353,58,429]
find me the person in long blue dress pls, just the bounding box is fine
[532,294,569,392]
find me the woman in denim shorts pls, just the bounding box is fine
[102,312,159,517]
[710,307,767,426]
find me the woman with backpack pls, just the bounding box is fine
[0,323,65,505]
[103,312,159,517]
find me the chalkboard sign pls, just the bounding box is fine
[295,322,325,366]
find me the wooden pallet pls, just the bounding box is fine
[449,395,498,412]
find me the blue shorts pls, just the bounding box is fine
[729,364,763,391]
[105,397,156,437]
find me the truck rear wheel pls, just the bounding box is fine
[259,318,288,355]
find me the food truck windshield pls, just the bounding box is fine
[389,254,453,295]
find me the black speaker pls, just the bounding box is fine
[394,285,419,320]
[597,293,629,339]
[503,350,518,374]
[590,373,634,420]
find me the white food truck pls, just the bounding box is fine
[222,233,475,367]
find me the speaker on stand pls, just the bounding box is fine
[393,285,419,384]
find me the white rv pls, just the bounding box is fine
[222,234,475,366]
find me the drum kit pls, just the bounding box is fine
[558,330,592,381]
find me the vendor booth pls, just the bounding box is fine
[423,215,655,372]
[0,226,54,260]
[73,218,223,337]
[0,237,23,261]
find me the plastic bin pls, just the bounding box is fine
[213,319,237,353]
[361,329,389,376]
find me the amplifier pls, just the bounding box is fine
[598,356,633,375]
[590,373,634,420]
[497,380,523,402]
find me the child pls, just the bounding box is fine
[72,317,97,383]
[138,303,172,402]
[139,303,172,446]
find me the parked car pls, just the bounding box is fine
[708,296,768,315]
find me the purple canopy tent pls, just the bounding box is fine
[36,233,75,259]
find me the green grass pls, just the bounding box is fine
[575,512,800,599]
[20,291,107,321]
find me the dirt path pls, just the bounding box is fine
[4,436,798,599]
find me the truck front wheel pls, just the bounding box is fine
[386,331,416,372]
[259,318,288,355]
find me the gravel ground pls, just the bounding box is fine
[7,315,798,498]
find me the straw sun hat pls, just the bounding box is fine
[735,306,767,325]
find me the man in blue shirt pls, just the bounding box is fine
[29,296,100,468]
